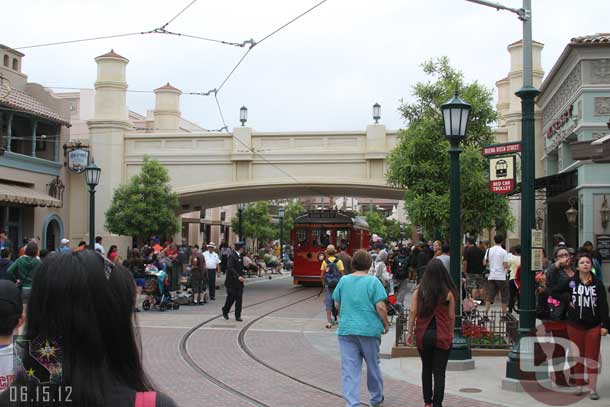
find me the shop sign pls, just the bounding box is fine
[532,248,544,271]
[482,142,521,156]
[67,148,89,174]
[546,105,573,139]
[489,156,516,195]
[532,229,544,248]
[596,234,610,261]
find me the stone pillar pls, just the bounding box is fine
[365,124,387,180]
[153,83,181,131]
[232,126,253,183]
[86,49,133,254]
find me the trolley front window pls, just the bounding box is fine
[312,228,332,248]
[336,229,350,250]
[296,228,308,248]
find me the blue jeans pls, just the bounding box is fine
[338,335,384,407]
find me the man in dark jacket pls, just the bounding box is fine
[222,242,246,321]
[0,248,12,280]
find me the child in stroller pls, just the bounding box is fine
[141,263,179,311]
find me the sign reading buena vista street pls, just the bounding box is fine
[482,142,521,156]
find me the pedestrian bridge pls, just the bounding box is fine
[123,126,405,210]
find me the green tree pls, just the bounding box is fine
[384,218,402,241]
[365,211,387,238]
[105,156,180,242]
[230,201,275,246]
[386,57,513,236]
[274,201,305,242]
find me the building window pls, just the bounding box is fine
[12,58,18,71]
[3,55,8,67]
[220,211,226,222]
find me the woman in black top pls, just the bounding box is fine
[565,253,609,400]
[0,250,178,407]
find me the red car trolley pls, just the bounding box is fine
[290,210,370,285]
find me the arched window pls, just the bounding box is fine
[12,58,18,71]
[3,55,8,67]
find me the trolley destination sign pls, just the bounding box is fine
[482,142,521,156]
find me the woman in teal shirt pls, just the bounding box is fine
[333,249,389,407]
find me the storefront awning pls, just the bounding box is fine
[509,170,578,199]
[0,182,62,208]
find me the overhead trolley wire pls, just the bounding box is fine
[160,0,200,30]
[256,0,328,46]
[14,31,152,50]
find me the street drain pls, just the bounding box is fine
[459,388,483,393]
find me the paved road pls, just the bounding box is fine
[136,275,506,407]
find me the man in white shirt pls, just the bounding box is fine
[94,236,105,255]
[483,234,509,318]
[203,243,221,300]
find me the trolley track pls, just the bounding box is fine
[179,283,372,407]
[179,287,311,407]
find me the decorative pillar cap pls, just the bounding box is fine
[154,82,182,94]
[94,49,129,62]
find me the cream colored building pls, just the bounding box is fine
[493,40,545,248]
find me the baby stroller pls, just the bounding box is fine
[385,280,403,326]
[142,264,180,311]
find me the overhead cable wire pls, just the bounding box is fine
[216,48,254,93]
[256,0,328,46]
[160,0,200,30]
[14,31,153,50]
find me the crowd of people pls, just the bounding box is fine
[320,231,609,405]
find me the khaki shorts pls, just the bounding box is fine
[486,279,509,304]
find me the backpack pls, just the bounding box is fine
[324,257,341,289]
[394,255,408,280]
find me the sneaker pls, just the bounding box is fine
[236,317,243,322]
[371,395,384,407]
[590,391,600,400]
[194,300,198,304]
[222,312,229,320]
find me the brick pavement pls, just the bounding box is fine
[140,276,504,407]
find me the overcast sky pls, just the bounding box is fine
[3,0,609,131]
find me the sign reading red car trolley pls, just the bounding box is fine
[489,156,516,195]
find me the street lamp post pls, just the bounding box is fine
[240,106,248,126]
[466,0,540,384]
[441,91,472,364]
[237,203,245,241]
[278,206,285,262]
[85,162,101,249]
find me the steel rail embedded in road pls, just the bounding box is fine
[237,296,372,407]
[179,287,310,407]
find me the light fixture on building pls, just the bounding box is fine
[601,194,610,229]
[278,206,285,218]
[373,103,381,124]
[565,196,579,227]
[536,207,545,230]
[85,162,101,249]
[48,176,65,202]
[240,106,248,126]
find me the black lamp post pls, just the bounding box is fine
[278,206,285,262]
[441,91,472,362]
[372,103,381,124]
[237,203,245,240]
[240,106,248,126]
[85,162,101,249]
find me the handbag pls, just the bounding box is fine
[547,296,566,321]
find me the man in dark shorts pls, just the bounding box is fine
[462,237,486,300]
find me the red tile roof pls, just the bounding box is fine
[0,87,70,126]
[154,82,181,92]
[571,33,610,44]
[95,49,128,61]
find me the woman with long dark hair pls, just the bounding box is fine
[0,250,177,406]
[406,259,457,407]
[566,252,609,400]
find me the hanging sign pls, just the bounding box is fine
[489,155,516,194]
[67,148,89,174]
[482,142,521,156]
